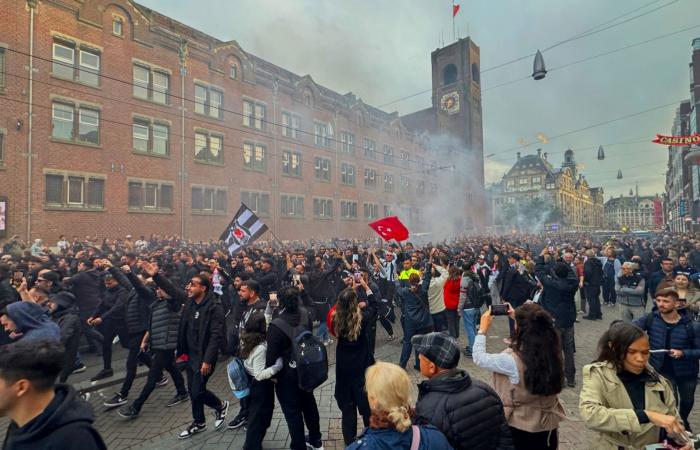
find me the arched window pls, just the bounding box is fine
[443,64,457,85]
[471,63,480,84]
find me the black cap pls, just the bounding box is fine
[411,332,460,369]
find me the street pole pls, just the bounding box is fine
[26,0,36,241]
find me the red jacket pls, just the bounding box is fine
[443,278,461,310]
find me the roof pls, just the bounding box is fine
[605,195,658,209]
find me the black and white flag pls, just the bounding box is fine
[219,204,268,256]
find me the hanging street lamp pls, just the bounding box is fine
[532,50,547,80]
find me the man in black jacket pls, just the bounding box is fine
[150,265,228,439]
[62,259,104,355]
[582,250,604,320]
[535,251,579,387]
[0,341,107,450]
[47,291,82,384]
[254,257,280,300]
[413,332,513,450]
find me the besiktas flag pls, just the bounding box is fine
[219,204,269,256]
[369,216,409,242]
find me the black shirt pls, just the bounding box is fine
[186,296,210,360]
[617,370,650,424]
[660,321,680,378]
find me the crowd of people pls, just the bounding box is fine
[0,231,700,449]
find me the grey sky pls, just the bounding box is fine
[138,0,700,199]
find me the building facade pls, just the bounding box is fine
[0,0,484,242]
[491,149,605,231]
[604,194,663,230]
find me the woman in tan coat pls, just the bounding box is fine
[579,321,692,450]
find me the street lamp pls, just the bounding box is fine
[532,50,547,80]
[597,145,605,160]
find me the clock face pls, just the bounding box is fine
[440,91,460,115]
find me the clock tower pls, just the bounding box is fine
[431,37,484,186]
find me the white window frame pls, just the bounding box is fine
[67,177,84,205]
[112,17,123,36]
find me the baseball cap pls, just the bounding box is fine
[411,332,460,369]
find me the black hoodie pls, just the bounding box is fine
[3,384,106,450]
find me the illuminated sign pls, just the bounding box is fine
[652,133,700,146]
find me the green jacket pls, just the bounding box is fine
[579,362,680,450]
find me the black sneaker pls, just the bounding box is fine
[305,435,325,450]
[463,349,473,359]
[117,405,140,420]
[178,422,206,439]
[213,400,229,429]
[103,393,128,408]
[566,380,576,388]
[166,394,189,407]
[90,368,113,382]
[71,364,87,374]
[156,376,168,387]
[227,413,247,429]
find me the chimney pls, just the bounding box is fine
[537,148,542,157]
[516,152,521,160]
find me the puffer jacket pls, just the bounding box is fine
[108,267,152,335]
[615,274,645,307]
[634,311,700,378]
[346,424,454,450]
[149,297,181,351]
[415,370,513,450]
[579,362,679,450]
[395,270,433,334]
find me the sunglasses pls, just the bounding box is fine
[187,280,202,287]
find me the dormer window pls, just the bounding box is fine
[229,63,237,79]
[113,17,123,36]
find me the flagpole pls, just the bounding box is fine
[452,0,456,42]
[267,229,285,248]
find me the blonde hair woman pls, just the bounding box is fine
[346,362,453,450]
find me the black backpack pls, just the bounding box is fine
[272,308,328,392]
[468,277,487,309]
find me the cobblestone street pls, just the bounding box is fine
[33,306,699,450]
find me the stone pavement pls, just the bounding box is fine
[3,305,700,449]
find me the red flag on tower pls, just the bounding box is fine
[368,216,410,242]
[453,4,460,17]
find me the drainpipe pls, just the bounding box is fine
[26,0,36,241]
[178,40,187,239]
[272,79,278,237]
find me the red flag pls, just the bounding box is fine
[369,216,410,242]
[453,4,460,17]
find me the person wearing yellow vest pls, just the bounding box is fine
[398,259,420,283]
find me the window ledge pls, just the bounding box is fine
[340,218,359,221]
[192,210,227,216]
[50,138,102,149]
[314,216,333,221]
[315,179,331,184]
[44,205,104,212]
[194,160,225,167]
[50,74,102,90]
[280,215,305,220]
[243,167,267,173]
[282,174,303,179]
[132,150,171,159]
[132,95,171,108]
[242,124,265,132]
[128,208,174,215]
[194,111,224,121]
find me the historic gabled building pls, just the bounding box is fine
[491,149,605,230]
[0,0,484,242]
[605,193,663,230]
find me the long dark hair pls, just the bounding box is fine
[278,286,300,312]
[595,321,649,373]
[239,313,267,360]
[511,303,564,396]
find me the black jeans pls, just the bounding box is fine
[557,326,575,383]
[275,375,322,450]
[185,361,223,424]
[98,320,128,370]
[335,378,370,445]
[132,349,187,411]
[431,311,448,333]
[668,376,697,429]
[602,278,616,305]
[243,379,275,450]
[119,332,152,397]
[445,309,459,338]
[510,427,558,450]
[585,285,602,319]
[579,287,587,313]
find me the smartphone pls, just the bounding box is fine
[353,272,362,283]
[269,292,277,302]
[292,274,301,286]
[492,304,509,316]
[548,246,555,253]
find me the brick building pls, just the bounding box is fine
[0,0,484,242]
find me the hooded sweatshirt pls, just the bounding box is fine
[3,384,106,450]
[427,266,448,314]
[6,302,60,344]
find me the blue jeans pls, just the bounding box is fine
[462,308,479,352]
[316,322,329,341]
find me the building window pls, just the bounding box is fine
[133,64,169,104]
[416,180,425,195]
[51,101,100,145]
[313,198,333,219]
[281,112,300,138]
[194,83,223,119]
[44,173,104,209]
[340,201,358,219]
[132,119,169,156]
[229,64,237,79]
[383,145,394,165]
[243,142,266,171]
[364,203,379,220]
[383,205,392,216]
[52,41,100,86]
[505,179,515,191]
[400,151,410,168]
[443,63,458,85]
[282,150,301,177]
[314,122,331,148]
[364,168,377,189]
[192,187,226,214]
[363,138,377,160]
[314,157,331,182]
[384,173,394,193]
[194,131,223,164]
[400,175,410,193]
[545,182,555,189]
[340,163,355,186]
[415,155,424,170]
[429,182,438,194]
[112,18,123,36]
[241,191,269,216]
[128,180,173,212]
[519,177,528,185]
[531,176,541,184]
[340,131,355,155]
[281,195,304,217]
[242,99,265,130]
